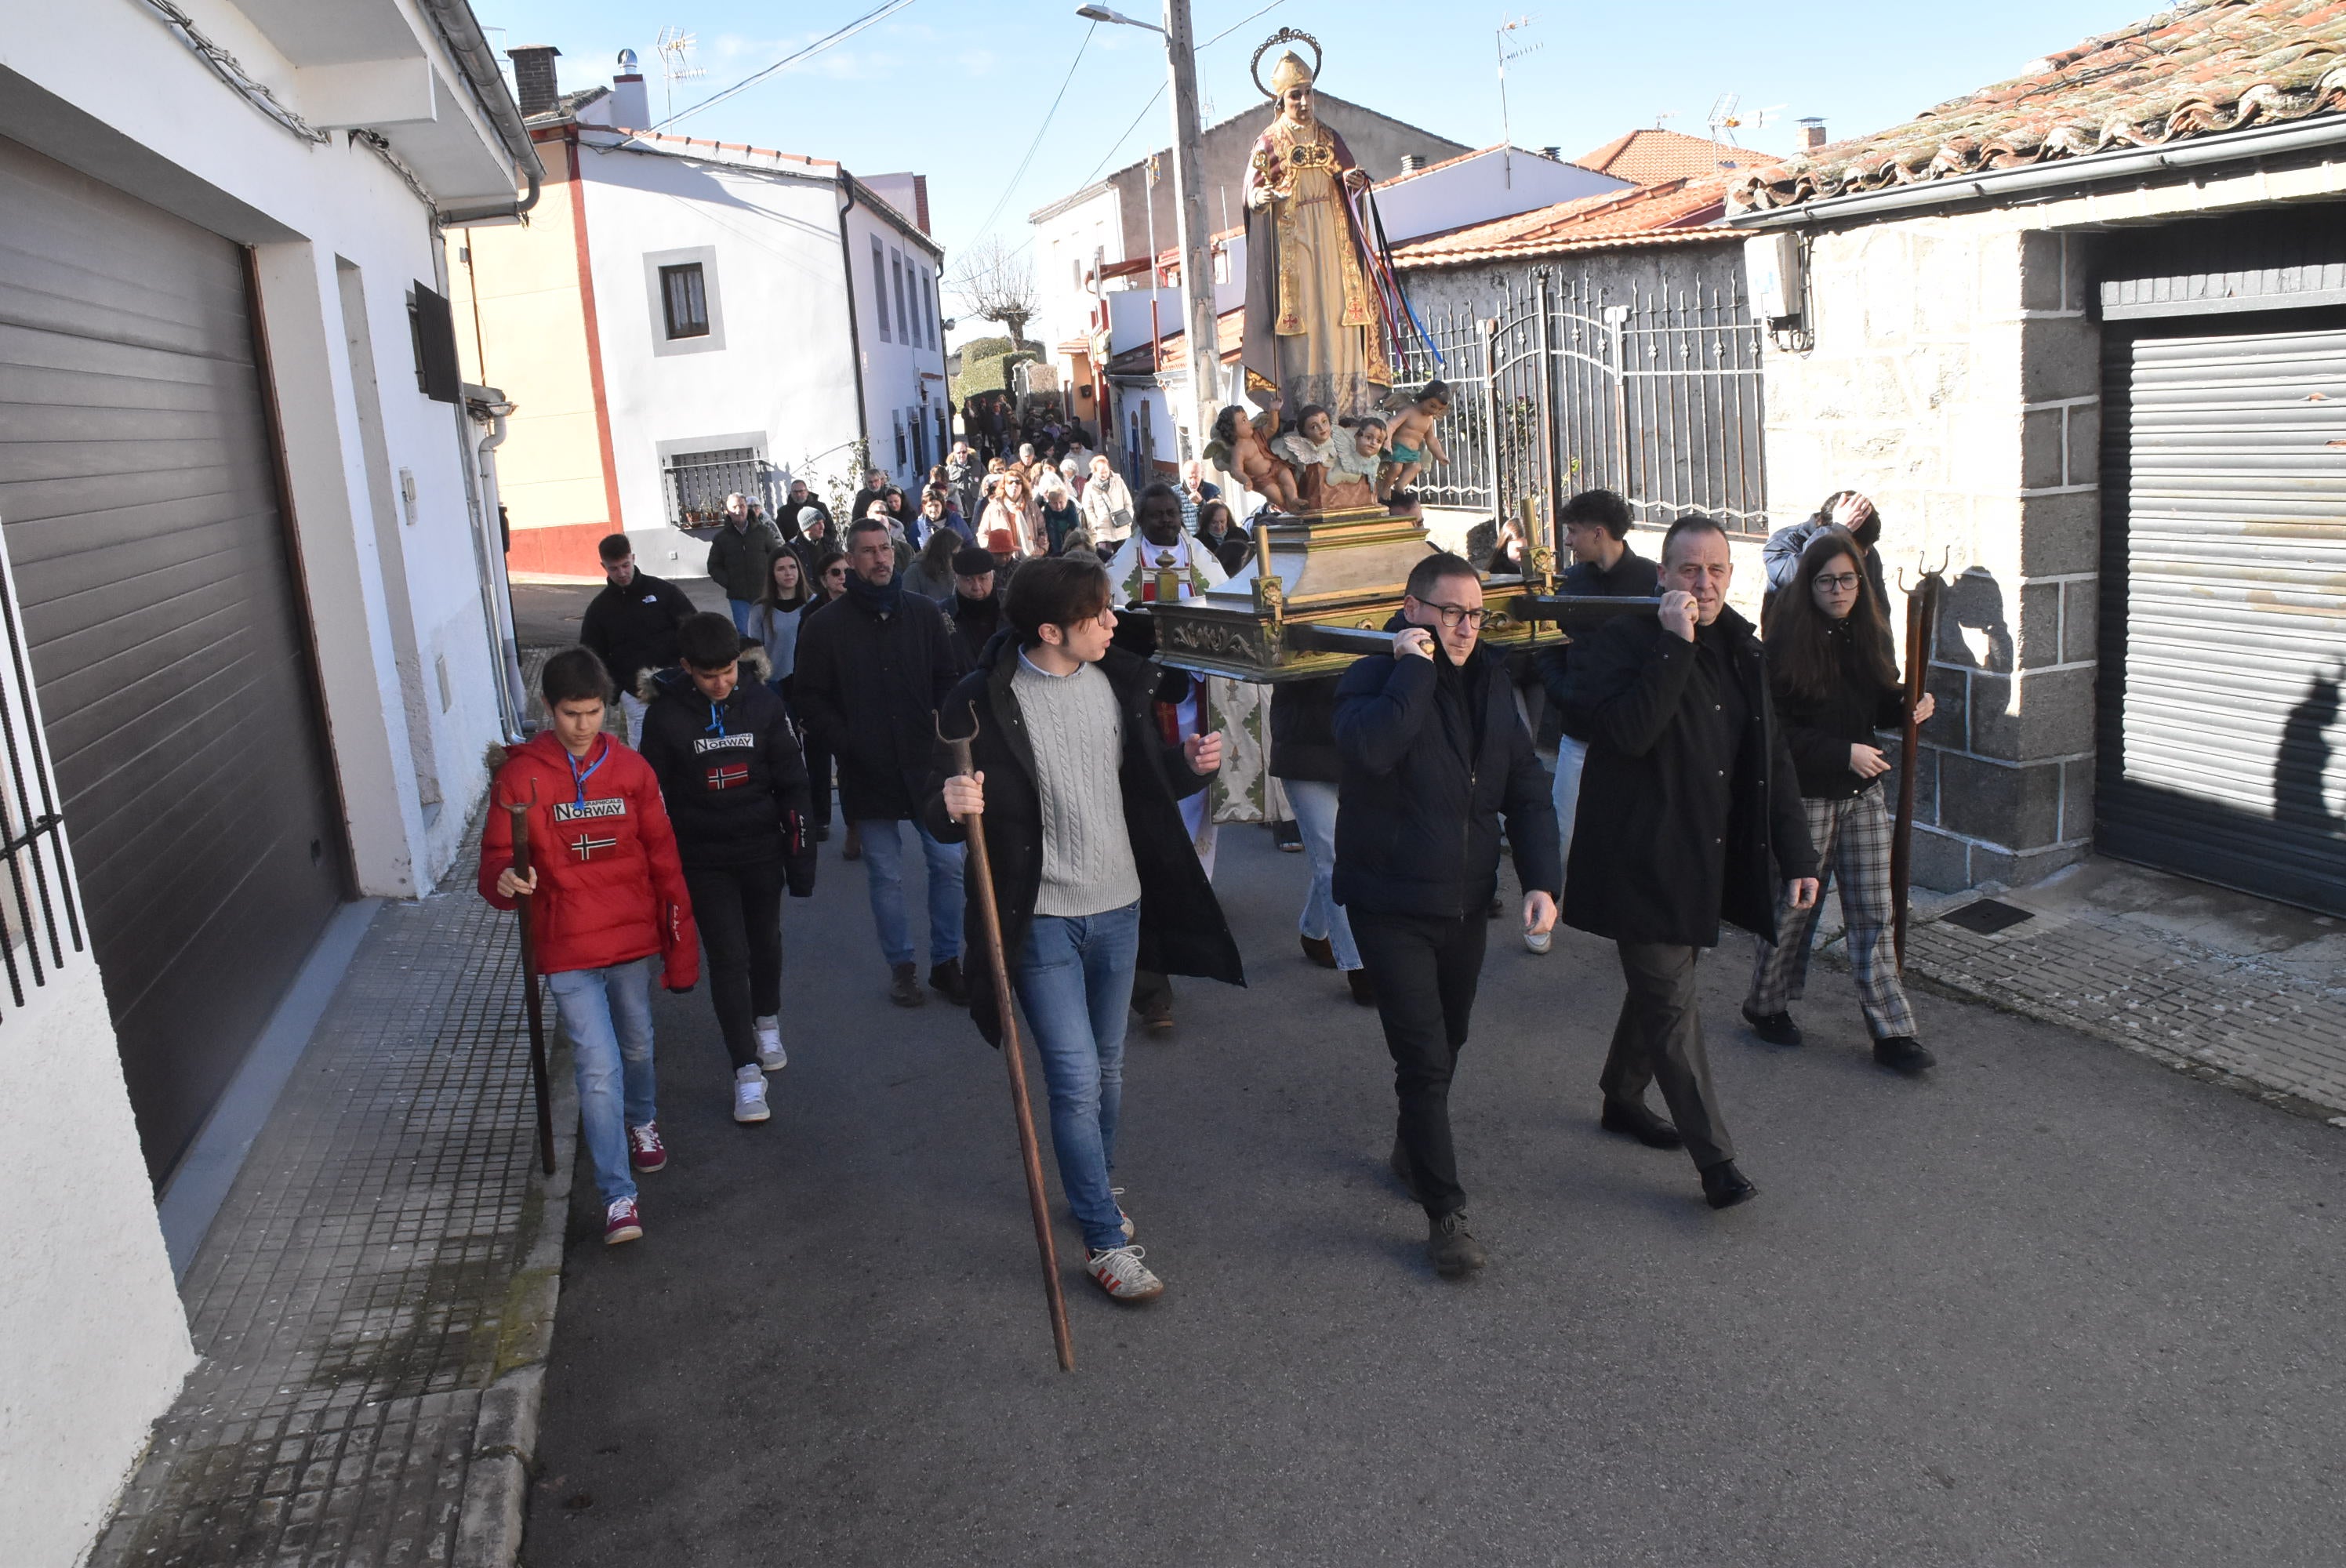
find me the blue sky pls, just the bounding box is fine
[473,0,2149,334]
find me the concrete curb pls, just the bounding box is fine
[454,1036,579,1568]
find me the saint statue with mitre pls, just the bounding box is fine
[1240,31,1396,424]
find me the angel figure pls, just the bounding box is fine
[1272,403,1343,510]
[1378,378,1452,499]
[1322,416,1385,510]
[1205,403,1301,513]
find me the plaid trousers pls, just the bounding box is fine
[1745,787,1918,1040]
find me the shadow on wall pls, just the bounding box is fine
[2275,664,2344,835]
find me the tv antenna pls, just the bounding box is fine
[1496,15,1543,188]
[655,27,706,122]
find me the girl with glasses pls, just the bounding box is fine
[1741,525,1937,1075]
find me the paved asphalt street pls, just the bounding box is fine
[522,800,2345,1566]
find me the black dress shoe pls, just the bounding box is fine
[1300,932,1336,969]
[1700,1160,1759,1210]
[1599,1098,1684,1149]
[1741,1003,1803,1047]
[1346,967,1376,1007]
[1874,1036,1936,1075]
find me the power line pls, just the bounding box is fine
[651,0,918,131]
[1070,0,1291,193]
[964,20,1097,245]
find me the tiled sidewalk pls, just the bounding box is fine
[92,889,569,1567]
[1823,858,2346,1121]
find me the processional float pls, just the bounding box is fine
[1135,27,1658,683]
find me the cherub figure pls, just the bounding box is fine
[1379,378,1452,500]
[1204,403,1301,513]
[1273,403,1342,510]
[1324,416,1385,510]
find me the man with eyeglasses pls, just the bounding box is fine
[1555,514,1818,1212]
[1333,552,1561,1278]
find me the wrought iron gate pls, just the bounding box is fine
[1391,268,1768,537]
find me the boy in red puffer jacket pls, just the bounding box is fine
[481,646,699,1245]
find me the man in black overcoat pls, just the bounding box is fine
[1556,514,1818,1210]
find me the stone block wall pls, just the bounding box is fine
[1762,216,2099,890]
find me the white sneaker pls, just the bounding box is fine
[754,1016,787,1073]
[732,1064,771,1123]
[1087,1243,1164,1301]
[1523,927,1553,955]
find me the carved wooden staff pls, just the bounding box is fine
[939,712,1075,1373]
[1892,569,1946,973]
[500,782,557,1176]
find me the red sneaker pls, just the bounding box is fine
[627,1122,667,1174]
[604,1196,643,1246]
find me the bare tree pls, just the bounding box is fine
[946,237,1038,352]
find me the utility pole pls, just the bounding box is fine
[1076,2,1227,485]
[1162,0,1223,477]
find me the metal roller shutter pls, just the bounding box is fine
[2097,318,2346,914]
[0,136,347,1179]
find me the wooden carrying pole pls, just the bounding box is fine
[500,786,557,1176]
[939,715,1075,1373]
[1891,572,1945,974]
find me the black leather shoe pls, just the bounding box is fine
[1600,1098,1683,1149]
[1428,1211,1487,1277]
[1874,1036,1936,1075]
[1741,1004,1803,1047]
[1272,818,1304,852]
[928,958,969,1006]
[1300,932,1336,969]
[1346,967,1376,1007]
[1700,1160,1759,1210]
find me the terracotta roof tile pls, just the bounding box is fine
[1576,128,1756,184]
[1391,176,1729,268]
[1733,0,2346,211]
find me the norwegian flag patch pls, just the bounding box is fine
[705,763,751,791]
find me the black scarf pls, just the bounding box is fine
[844,569,902,618]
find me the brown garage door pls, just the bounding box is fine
[0,135,347,1180]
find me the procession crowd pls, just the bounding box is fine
[481,454,1933,1290]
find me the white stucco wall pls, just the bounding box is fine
[574,140,868,524]
[843,190,950,489]
[1035,185,1122,354]
[0,957,195,1568]
[1373,149,1626,243]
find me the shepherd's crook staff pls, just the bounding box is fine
[500,782,557,1177]
[1892,565,1947,974]
[939,712,1076,1372]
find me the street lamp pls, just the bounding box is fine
[1077,2,1226,492]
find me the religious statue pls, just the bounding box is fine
[1240,31,1395,427]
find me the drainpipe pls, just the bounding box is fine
[469,393,528,739]
[833,172,872,478]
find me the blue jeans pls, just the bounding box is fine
[1551,735,1589,877]
[1013,902,1142,1253]
[856,817,964,967]
[1284,778,1360,971]
[727,597,757,636]
[547,960,656,1206]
